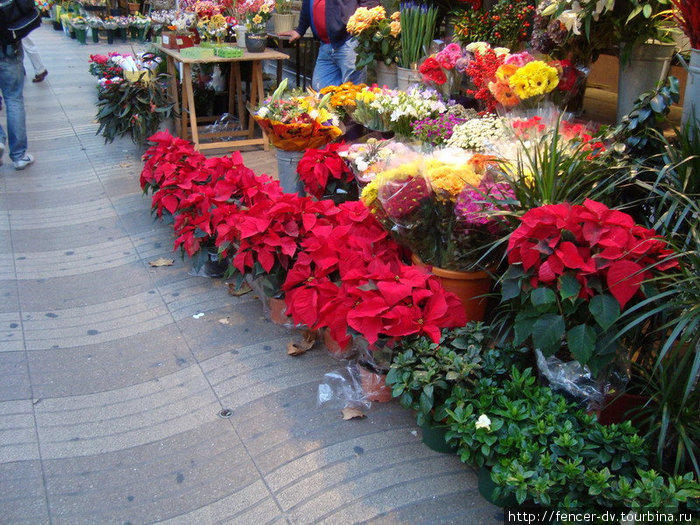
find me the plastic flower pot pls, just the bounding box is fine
[411,255,493,322]
[91,27,99,42]
[137,27,147,42]
[75,28,87,44]
[107,29,114,44]
[119,27,127,42]
[130,26,139,40]
[321,328,356,360]
[418,421,458,454]
[268,297,289,325]
[477,466,518,508]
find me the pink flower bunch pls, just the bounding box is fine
[435,43,464,70]
[455,181,514,227]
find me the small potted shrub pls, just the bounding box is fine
[387,322,528,453]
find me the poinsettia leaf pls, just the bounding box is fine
[513,312,537,345]
[501,278,521,302]
[559,273,581,301]
[567,323,597,365]
[531,287,556,310]
[606,260,644,309]
[532,314,565,355]
[589,294,620,330]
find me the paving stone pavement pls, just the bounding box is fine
[0,24,500,525]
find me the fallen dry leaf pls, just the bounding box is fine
[342,407,366,420]
[149,258,174,267]
[119,162,134,169]
[218,318,230,325]
[226,281,252,297]
[286,329,318,356]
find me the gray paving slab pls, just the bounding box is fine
[0,23,498,524]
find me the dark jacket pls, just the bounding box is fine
[295,0,380,47]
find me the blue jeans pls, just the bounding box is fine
[312,38,366,91]
[0,43,27,162]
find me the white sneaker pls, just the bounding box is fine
[13,154,34,170]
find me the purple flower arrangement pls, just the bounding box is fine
[455,181,514,230]
[411,113,466,147]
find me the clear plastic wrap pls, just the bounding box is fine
[535,349,631,411]
[317,365,372,410]
[206,113,241,139]
[245,274,298,329]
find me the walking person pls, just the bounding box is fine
[0,41,34,169]
[281,0,379,90]
[23,34,47,82]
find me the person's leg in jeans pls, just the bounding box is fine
[0,43,30,164]
[312,42,343,90]
[335,38,365,85]
[22,36,47,80]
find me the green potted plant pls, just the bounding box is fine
[387,323,527,453]
[272,0,294,34]
[95,72,175,146]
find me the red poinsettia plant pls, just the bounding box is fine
[501,199,678,376]
[282,201,466,366]
[296,142,358,202]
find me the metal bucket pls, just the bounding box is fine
[275,149,306,195]
[680,48,700,131]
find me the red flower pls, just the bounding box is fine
[297,142,353,199]
[507,200,678,309]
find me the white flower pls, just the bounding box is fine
[493,47,511,57]
[475,414,491,431]
[257,107,269,118]
[466,42,490,55]
[557,10,582,35]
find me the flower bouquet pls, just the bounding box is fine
[318,82,367,120]
[251,78,343,151]
[102,16,118,31]
[418,43,465,99]
[486,52,561,111]
[446,114,508,151]
[352,85,448,137]
[346,6,401,68]
[360,148,513,270]
[339,138,414,184]
[197,13,228,43]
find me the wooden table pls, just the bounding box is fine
[155,45,289,152]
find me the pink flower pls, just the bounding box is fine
[504,52,535,67]
[435,43,463,70]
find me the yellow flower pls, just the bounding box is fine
[252,14,263,24]
[508,61,560,100]
[360,178,379,205]
[347,5,386,34]
[260,4,270,13]
[389,20,400,37]
[424,160,481,200]
[390,11,400,21]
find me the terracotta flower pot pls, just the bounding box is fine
[268,297,289,325]
[321,328,356,359]
[358,363,393,403]
[411,255,493,322]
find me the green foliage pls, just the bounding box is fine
[614,76,680,156]
[502,266,623,376]
[399,3,439,68]
[386,322,528,426]
[95,74,175,146]
[444,366,700,512]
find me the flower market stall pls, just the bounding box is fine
[112,0,700,518]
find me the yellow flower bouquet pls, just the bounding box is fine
[346,6,401,68]
[487,53,560,112]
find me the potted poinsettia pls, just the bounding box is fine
[500,199,678,408]
[296,142,358,203]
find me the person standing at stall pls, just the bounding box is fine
[280,0,379,90]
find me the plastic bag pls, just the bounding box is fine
[208,65,226,92]
[317,365,371,410]
[535,349,630,411]
[245,274,299,330]
[206,113,241,139]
